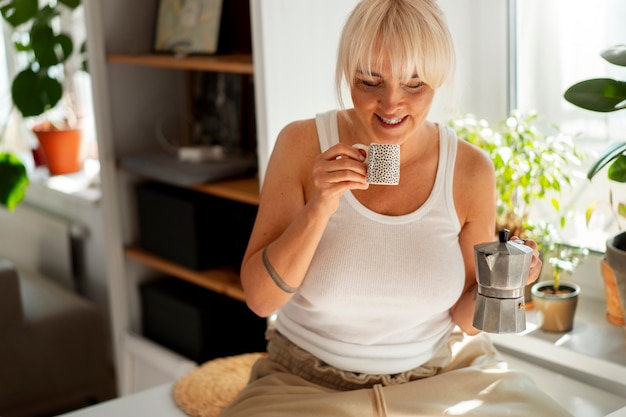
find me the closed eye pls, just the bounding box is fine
[404,81,426,90]
[357,78,380,88]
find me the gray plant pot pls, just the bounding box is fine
[605,231,626,326]
[531,281,580,332]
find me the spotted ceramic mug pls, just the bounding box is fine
[353,143,400,185]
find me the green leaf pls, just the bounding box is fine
[80,40,88,72]
[58,0,80,9]
[564,78,626,112]
[585,202,597,228]
[12,68,62,117]
[0,152,29,211]
[618,202,626,219]
[587,141,626,180]
[0,0,37,27]
[31,4,58,28]
[31,24,73,68]
[608,154,626,183]
[600,44,626,67]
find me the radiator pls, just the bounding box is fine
[0,203,85,291]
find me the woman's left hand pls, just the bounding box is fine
[511,236,542,284]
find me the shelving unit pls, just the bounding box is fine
[107,53,253,74]
[105,48,261,394]
[124,247,245,302]
[109,52,258,302]
[189,176,260,206]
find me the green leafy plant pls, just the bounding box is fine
[450,111,585,241]
[546,243,588,291]
[0,0,82,121]
[564,44,626,231]
[0,0,83,210]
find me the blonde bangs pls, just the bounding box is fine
[336,0,455,108]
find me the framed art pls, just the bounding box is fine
[153,0,224,55]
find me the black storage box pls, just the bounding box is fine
[135,181,257,270]
[140,277,267,363]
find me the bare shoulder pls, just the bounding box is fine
[262,117,321,193]
[455,139,495,182]
[453,138,496,223]
[273,118,320,158]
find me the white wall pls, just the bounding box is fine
[251,0,359,183]
[252,0,510,181]
[436,0,509,122]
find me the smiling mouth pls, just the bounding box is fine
[377,115,406,126]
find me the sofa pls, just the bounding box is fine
[0,260,115,417]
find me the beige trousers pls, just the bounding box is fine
[219,329,573,417]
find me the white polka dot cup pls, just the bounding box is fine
[353,143,400,185]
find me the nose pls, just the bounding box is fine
[378,84,403,113]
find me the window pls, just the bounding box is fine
[0,3,99,197]
[514,0,626,250]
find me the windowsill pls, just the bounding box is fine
[490,294,626,397]
[523,296,625,366]
[28,159,102,203]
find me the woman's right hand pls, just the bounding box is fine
[309,142,370,215]
[240,124,371,316]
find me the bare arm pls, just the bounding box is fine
[450,141,542,334]
[450,141,497,335]
[240,120,368,317]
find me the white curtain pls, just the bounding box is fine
[516,0,626,248]
[516,0,626,144]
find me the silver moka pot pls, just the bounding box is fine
[473,229,533,333]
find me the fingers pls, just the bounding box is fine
[511,236,542,284]
[325,143,366,164]
[510,235,538,252]
[314,144,369,189]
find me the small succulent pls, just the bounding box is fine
[547,243,589,291]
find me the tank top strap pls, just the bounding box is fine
[438,124,460,229]
[315,110,340,152]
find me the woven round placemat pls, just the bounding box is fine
[172,352,265,417]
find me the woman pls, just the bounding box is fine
[221,0,571,415]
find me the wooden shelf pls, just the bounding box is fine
[125,246,246,302]
[107,53,253,74]
[189,176,260,206]
[119,159,261,206]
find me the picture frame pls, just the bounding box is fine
[153,0,223,55]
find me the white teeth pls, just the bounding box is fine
[380,116,403,125]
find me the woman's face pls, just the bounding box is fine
[350,58,435,145]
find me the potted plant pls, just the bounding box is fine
[0,0,85,176]
[451,111,585,308]
[564,43,626,327]
[531,243,588,332]
[450,111,584,242]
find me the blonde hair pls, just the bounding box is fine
[336,0,455,108]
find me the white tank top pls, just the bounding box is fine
[274,110,465,375]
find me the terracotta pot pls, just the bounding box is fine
[601,258,626,326]
[604,231,626,327]
[33,127,83,175]
[531,281,580,332]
